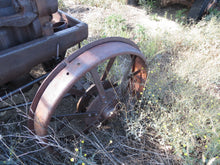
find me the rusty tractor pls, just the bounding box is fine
[126,0,218,21]
[0,0,148,146]
[127,0,194,7]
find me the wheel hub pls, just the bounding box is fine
[85,88,119,125]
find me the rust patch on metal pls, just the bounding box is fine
[0,1,88,86]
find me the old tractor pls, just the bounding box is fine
[126,0,218,21]
[0,0,147,144]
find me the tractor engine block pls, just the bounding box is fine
[0,0,58,50]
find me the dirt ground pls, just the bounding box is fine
[64,2,188,36]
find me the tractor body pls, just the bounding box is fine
[0,0,88,86]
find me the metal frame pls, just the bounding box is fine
[0,10,88,86]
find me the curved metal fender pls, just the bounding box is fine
[28,37,148,138]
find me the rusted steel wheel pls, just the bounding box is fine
[28,37,147,144]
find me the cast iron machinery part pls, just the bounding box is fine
[28,37,148,143]
[126,0,139,6]
[76,80,115,113]
[188,0,218,21]
[42,50,67,72]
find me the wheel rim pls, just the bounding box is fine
[28,37,148,144]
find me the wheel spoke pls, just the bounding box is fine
[117,55,134,96]
[128,69,141,79]
[52,112,98,120]
[101,57,116,81]
[122,55,134,83]
[90,68,107,104]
